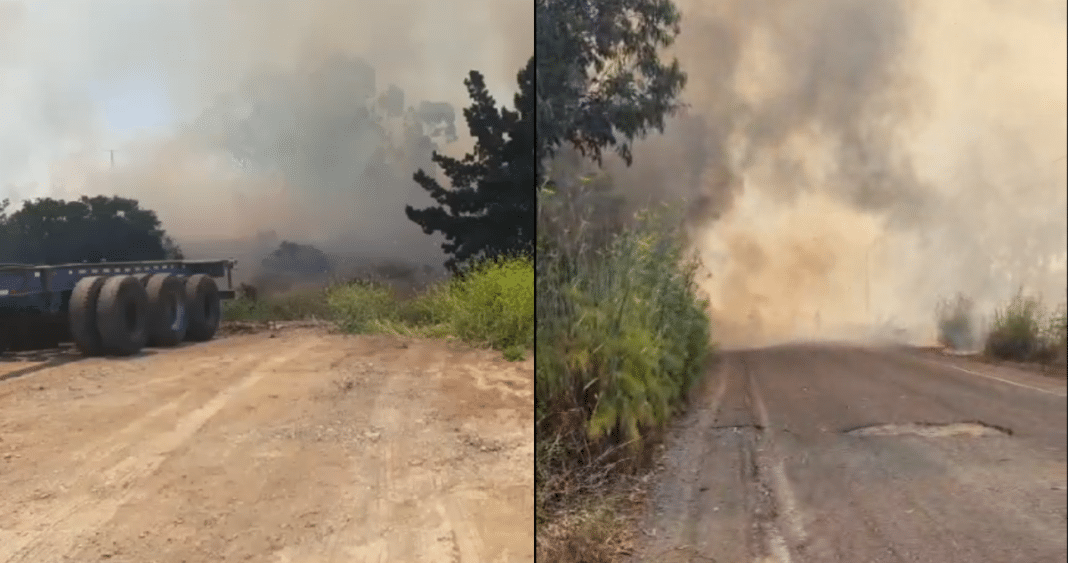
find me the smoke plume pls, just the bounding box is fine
[0,0,533,273]
[587,0,1067,347]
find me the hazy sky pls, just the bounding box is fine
[93,77,172,138]
[0,0,531,203]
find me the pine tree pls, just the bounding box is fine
[406,57,535,273]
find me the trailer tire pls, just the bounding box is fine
[185,274,221,342]
[137,273,154,287]
[97,275,150,356]
[69,276,108,356]
[146,274,187,346]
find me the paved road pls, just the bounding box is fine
[638,344,1067,563]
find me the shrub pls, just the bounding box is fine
[984,289,1066,363]
[324,256,534,356]
[447,255,535,350]
[218,256,534,362]
[223,288,333,322]
[1051,307,1068,365]
[534,180,712,549]
[326,281,404,333]
[536,181,711,460]
[935,293,976,350]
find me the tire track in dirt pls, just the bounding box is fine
[326,345,488,562]
[0,340,317,563]
[1,332,533,563]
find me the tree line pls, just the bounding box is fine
[0,196,182,265]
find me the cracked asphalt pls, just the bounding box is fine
[636,344,1067,563]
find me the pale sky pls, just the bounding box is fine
[93,79,173,139]
[1,0,531,204]
[1,0,191,199]
[0,86,171,200]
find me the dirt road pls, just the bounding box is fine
[0,327,533,562]
[637,344,1066,563]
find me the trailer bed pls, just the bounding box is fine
[0,259,235,313]
[1,259,236,355]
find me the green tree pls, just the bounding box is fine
[0,195,182,264]
[0,198,12,264]
[406,57,536,274]
[536,0,687,175]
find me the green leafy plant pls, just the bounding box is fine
[536,182,711,457]
[326,256,534,352]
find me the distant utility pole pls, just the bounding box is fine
[865,244,870,318]
[106,149,116,169]
[865,240,879,321]
[866,244,874,320]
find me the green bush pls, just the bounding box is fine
[536,183,711,456]
[985,290,1067,363]
[218,257,534,362]
[325,256,534,356]
[326,281,405,333]
[447,256,536,350]
[1049,306,1068,365]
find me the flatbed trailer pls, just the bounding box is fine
[0,259,236,356]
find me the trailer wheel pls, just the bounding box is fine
[69,276,108,356]
[185,274,221,342]
[145,274,187,346]
[97,275,150,356]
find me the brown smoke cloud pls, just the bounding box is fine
[2,0,533,274]
[588,0,1066,347]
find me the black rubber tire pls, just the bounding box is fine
[137,273,154,287]
[185,274,221,342]
[145,274,188,346]
[96,275,150,356]
[69,276,108,356]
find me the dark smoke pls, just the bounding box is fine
[597,0,934,225]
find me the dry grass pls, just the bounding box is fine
[536,484,647,563]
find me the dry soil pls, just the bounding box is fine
[0,327,533,563]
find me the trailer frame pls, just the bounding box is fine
[0,259,236,354]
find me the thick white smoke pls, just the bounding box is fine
[594,0,1066,347]
[0,0,533,270]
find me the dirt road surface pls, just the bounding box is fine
[0,328,533,563]
[636,344,1066,563]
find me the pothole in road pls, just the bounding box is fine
[843,421,1013,438]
